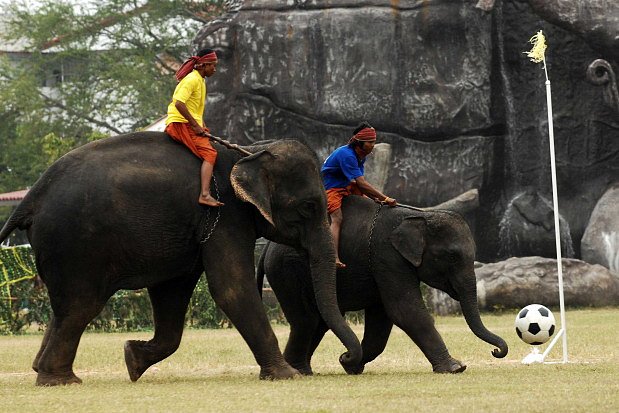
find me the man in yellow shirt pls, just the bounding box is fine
[165,48,223,207]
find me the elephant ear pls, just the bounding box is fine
[389,216,426,267]
[230,150,276,226]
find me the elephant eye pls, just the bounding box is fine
[298,201,316,219]
[447,251,460,263]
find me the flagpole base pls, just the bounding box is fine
[521,347,544,364]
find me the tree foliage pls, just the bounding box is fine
[0,0,225,193]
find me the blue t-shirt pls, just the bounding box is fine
[321,145,365,190]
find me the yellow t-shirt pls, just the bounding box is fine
[166,70,206,126]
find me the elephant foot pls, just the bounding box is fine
[433,357,467,374]
[36,371,82,386]
[259,362,301,380]
[339,353,364,375]
[124,340,152,382]
[287,361,313,376]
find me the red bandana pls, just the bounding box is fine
[348,127,377,144]
[175,51,218,82]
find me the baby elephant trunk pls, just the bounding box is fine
[460,295,509,358]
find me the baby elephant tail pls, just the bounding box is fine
[256,240,272,298]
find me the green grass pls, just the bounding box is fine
[1,308,618,413]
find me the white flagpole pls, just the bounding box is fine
[525,31,568,363]
[544,77,568,363]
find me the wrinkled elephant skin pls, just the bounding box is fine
[258,196,508,375]
[0,132,361,385]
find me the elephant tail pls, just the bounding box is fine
[256,240,271,298]
[0,201,33,245]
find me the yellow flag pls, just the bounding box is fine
[525,30,547,64]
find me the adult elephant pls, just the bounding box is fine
[257,195,508,375]
[0,132,361,386]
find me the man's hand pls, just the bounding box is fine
[191,123,204,135]
[191,124,211,137]
[174,101,211,137]
[382,196,397,207]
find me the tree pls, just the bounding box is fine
[0,0,225,194]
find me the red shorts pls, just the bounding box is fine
[325,183,363,214]
[165,122,217,164]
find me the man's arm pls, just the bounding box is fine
[353,176,396,205]
[174,100,208,135]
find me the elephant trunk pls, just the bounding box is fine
[459,283,509,358]
[305,225,363,370]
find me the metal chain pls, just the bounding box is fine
[367,203,383,272]
[199,175,221,244]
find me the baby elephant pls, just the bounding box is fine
[257,195,507,375]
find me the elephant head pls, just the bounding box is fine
[390,211,508,358]
[229,140,362,369]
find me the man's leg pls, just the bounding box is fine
[329,208,345,268]
[199,160,224,207]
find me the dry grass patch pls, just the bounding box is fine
[1,308,617,412]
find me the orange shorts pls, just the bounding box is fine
[325,183,363,214]
[165,122,217,164]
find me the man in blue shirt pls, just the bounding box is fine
[321,122,397,268]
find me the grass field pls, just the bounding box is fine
[1,308,617,413]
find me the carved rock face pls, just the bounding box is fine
[526,0,619,62]
[198,0,619,262]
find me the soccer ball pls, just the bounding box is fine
[515,304,556,345]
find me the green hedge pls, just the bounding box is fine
[1,245,366,335]
[0,246,276,335]
[0,246,40,334]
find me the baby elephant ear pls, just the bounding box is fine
[389,216,426,267]
[230,150,276,226]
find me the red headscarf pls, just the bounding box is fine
[348,127,377,144]
[175,51,218,82]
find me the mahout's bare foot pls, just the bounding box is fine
[335,260,346,269]
[199,194,224,207]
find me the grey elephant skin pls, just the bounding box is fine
[257,196,508,375]
[0,132,362,386]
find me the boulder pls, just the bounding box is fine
[581,184,619,274]
[425,256,619,315]
[498,189,574,258]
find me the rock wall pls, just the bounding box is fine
[195,0,619,263]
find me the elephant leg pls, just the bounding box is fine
[204,243,298,380]
[271,268,323,375]
[124,272,201,382]
[276,285,322,375]
[283,313,321,375]
[32,315,54,372]
[304,319,329,374]
[358,305,393,370]
[283,312,330,375]
[382,283,465,374]
[35,296,107,386]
